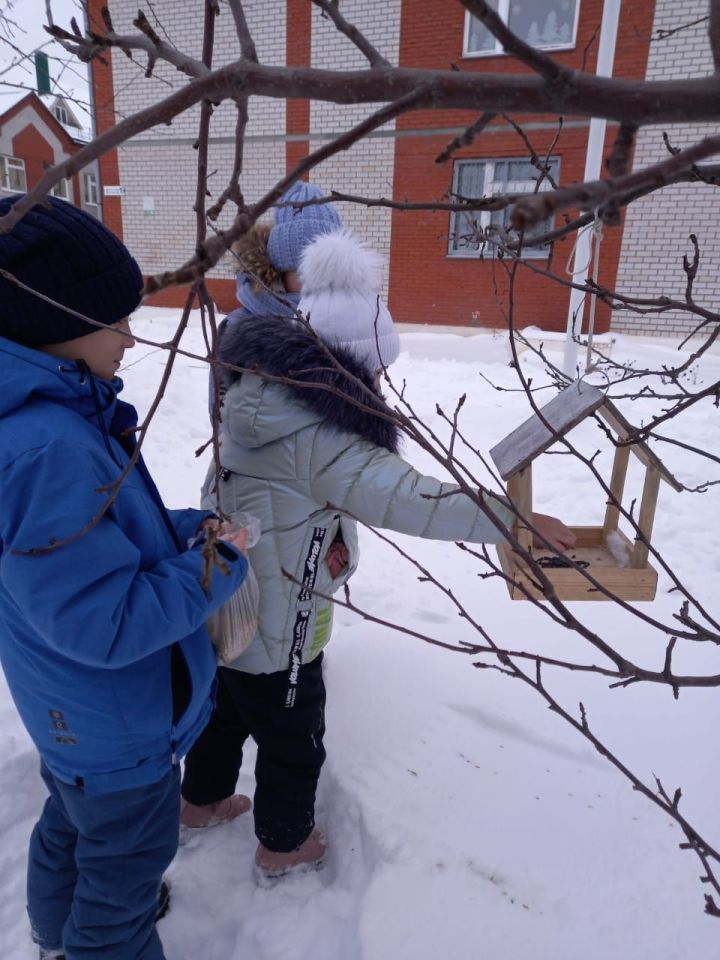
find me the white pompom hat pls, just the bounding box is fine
[297,229,401,375]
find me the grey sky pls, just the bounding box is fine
[0,0,91,122]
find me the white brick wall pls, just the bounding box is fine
[109,0,285,141]
[107,0,286,279]
[612,1,720,338]
[105,0,400,284]
[117,139,285,280]
[309,0,400,132]
[308,0,401,296]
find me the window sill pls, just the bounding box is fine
[461,43,575,60]
[446,251,551,261]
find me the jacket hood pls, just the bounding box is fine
[0,334,120,422]
[219,313,401,454]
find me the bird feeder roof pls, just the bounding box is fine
[489,380,682,491]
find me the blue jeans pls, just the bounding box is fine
[27,761,180,959]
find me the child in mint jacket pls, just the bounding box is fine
[181,221,574,879]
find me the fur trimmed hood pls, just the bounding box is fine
[230,223,284,293]
[219,312,400,455]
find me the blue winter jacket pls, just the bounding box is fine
[0,336,247,794]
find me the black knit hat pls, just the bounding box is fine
[0,195,144,348]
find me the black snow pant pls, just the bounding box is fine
[181,653,326,853]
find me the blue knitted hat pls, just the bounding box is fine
[0,195,144,348]
[267,182,341,273]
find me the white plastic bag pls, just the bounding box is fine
[206,514,261,665]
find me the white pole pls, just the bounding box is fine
[562,0,622,378]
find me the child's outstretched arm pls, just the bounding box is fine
[309,429,573,548]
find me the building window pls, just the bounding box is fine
[448,157,560,258]
[83,171,99,207]
[464,1,579,56]
[0,154,27,192]
[54,104,70,125]
[50,178,70,200]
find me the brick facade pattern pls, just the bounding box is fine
[308,0,402,299]
[388,0,654,331]
[612,1,719,338]
[108,0,285,142]
[90,0,668,330]
[98,0,286,307]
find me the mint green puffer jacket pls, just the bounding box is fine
[202,315,514,676]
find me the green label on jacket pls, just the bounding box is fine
[310,605,333,659]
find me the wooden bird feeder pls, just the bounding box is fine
[489,381,682,602]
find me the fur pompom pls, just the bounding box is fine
[230,223,284,292]
[298,228,385,295]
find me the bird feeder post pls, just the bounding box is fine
[631,466,661,569]
[603,443,631,536]
[507,465,533,553]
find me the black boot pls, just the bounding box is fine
[155,877,171,922]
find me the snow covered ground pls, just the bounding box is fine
[3,309,720,960]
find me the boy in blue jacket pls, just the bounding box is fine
[0,196,248,960]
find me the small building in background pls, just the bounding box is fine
[0,53,101,218]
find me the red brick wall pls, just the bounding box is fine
[145,278,237,313]
[11,124,55,192]
[389,0,655,330]
[2,96,78,200]
[286,0,311,173]
[88,0,123,240]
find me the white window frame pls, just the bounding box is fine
[83,171,99,207]
[447,157,559,260]
[0,154,27,192]
[50,177,71,201]
[463,0,580,58]
[54,104,70,125]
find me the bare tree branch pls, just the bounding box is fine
[605,122,638,178]
[311,0,390,68]
[512,132,720,229]
[435,111,496,164]
[708,0,720,70]
[652,14,710,43]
